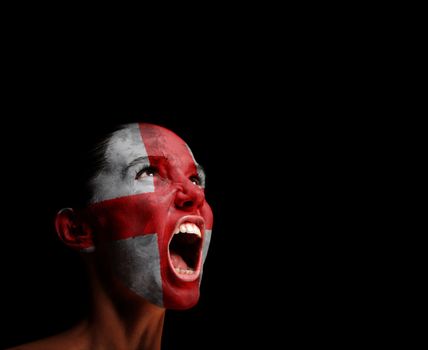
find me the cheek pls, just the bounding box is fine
[201,201,214,230]
[87,190,175,242]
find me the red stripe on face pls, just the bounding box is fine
[138,123,198,191]
[138,123,213,309]
[84,191,173,241]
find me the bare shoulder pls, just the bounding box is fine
[7,337,66,350]
[6,337,59,350]
[7,336,85,350]
[6,322,89,350]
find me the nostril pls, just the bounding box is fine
[182,200,193,208]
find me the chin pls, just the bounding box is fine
[163,284,201,310]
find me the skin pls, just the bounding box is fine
[9,123,213,350]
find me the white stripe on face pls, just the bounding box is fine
[199,229,212,283]
[90,123,154,203]
[202,229,212,264]
[108,234,163,307]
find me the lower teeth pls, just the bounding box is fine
[175,267,195,275]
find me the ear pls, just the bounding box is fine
[55,208,95,252]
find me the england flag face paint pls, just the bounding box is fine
[82,123,213,309]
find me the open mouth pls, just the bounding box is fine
[168,216,204,281]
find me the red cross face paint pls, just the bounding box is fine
[82,123,213,309]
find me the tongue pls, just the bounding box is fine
[170,253,189,269]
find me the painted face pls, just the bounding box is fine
[82,123,213,309]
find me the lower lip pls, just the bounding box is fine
[167,251,202,282]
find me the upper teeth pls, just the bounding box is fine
[175,222,201,237]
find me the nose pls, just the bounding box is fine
[174,181,205,211]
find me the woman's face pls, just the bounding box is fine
[85,123,213,309]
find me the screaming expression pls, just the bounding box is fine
[83,123,213,309]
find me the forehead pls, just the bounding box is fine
[105,123,196,166]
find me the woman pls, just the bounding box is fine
[10,122,213,350]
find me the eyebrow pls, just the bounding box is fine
[122,156,152,177]
[123,156,207,180]
[126,156,151,170]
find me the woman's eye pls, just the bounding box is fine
[190,175,201,186]
[136,166,157,180]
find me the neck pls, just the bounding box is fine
[84,261,166,350]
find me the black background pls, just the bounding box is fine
[0,66,383,348]
[0,8,413,347]
[0,90,295,349]
[0,82,351,348]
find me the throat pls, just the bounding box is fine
[86,265,166,350]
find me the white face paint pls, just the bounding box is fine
[90,123,155,203]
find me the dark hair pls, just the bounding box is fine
[50,121,127,209]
